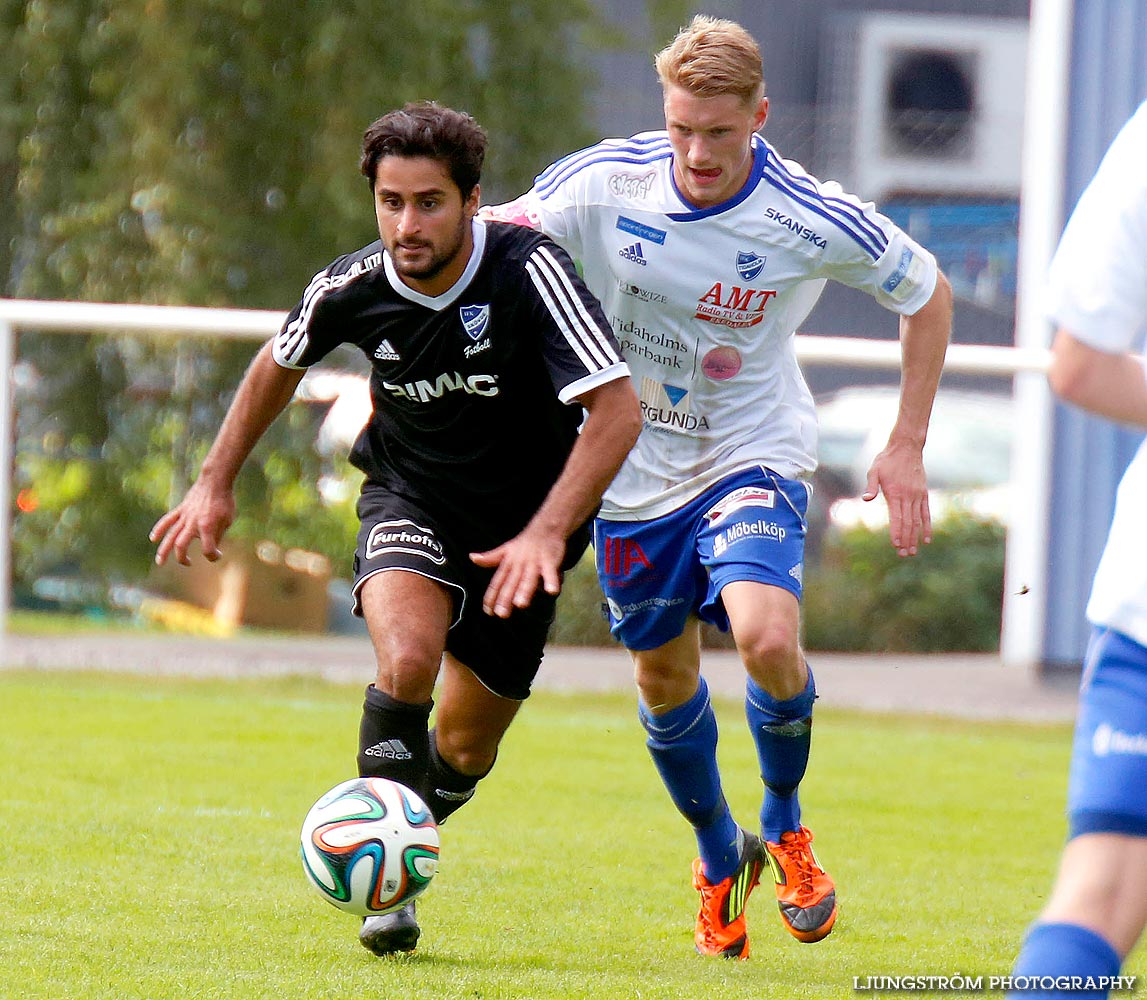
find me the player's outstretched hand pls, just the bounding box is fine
[149,480,236,567]
[862,438,932,558]
[470,528,566,618]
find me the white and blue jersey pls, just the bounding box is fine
[1047,101,1147,650]
[516,130,938,522]
[1046,101,1147,836]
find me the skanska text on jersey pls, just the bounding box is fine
[763,207,827,248]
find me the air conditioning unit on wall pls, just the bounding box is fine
[818,13,1028,202]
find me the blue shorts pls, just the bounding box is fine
[594,467,810,651]
[1068,627,1147,838]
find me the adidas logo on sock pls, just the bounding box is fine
[433,787,474,803]
[618,242,648,266]
[373,338,401,361]
[363,739,412,760]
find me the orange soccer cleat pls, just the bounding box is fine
[690,831,767,960]
[763,825,838,943]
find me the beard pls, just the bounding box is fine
[389,217,468,282]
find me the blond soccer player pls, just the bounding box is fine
[486,16,951,958]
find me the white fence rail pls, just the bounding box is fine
[0,298,1051,662]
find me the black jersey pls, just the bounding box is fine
[273,220,628,547]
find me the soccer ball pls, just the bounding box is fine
[300,776,439,916]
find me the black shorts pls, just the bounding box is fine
[351,484,589,700]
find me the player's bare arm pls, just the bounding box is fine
[471,375,641,618]
[1048,328,1147,427]
[150,341,304,566]
[863,269,952,558]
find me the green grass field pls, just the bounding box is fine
[0,669,1140,999]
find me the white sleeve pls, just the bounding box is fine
[1046,103,1147,353]
[817,195,939,316]
[481,152,592,261]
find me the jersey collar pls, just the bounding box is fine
[666,134,767,221]
[383,218,487,311]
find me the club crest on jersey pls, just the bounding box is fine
[736,251,767,281]
[460,304,491,341]
[703,486,777,525]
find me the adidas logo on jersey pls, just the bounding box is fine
[362,739,413,760]
[618,242,648,266]
[373,339,401,361]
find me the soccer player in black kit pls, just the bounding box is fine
[151,102,641,955]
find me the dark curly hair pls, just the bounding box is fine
[360,101,487,198]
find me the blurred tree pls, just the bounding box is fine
[2,0,605,598]
[646,0,697,46]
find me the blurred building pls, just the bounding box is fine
[588,0,1030,393]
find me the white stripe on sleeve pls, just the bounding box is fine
[525,245,618,371]
[274,269,332,367]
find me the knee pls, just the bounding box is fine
[735,622,805,698]
[373,639,441,701]
[735,620,800,672]
[634,657,698,713]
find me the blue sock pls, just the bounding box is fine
[640,678,742,882]
[745,667,816,843]
[1009,922,1121,997]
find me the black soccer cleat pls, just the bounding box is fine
[359,901,420,955]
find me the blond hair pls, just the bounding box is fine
[654,15,764,105]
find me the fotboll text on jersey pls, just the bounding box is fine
[381,371,499,403]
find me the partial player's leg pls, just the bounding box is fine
[700,468,835,944]
[362,547,559,955]
[350,492,463,797]
[423,652,523,824]
[596,488,767,959]
[722,579,835,943]
[356,568,452,957]
[1032,834,1147,954]
[357,568,452,787]
[361,647,521,959]
[632,622,765,959]
[1009,628,1147,996]
[427,545,564,823]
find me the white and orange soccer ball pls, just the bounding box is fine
[300,776,439,916]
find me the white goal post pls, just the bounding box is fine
[0,297,1051,664]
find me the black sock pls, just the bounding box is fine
[356,685,432,793]
[423,728,491,824]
